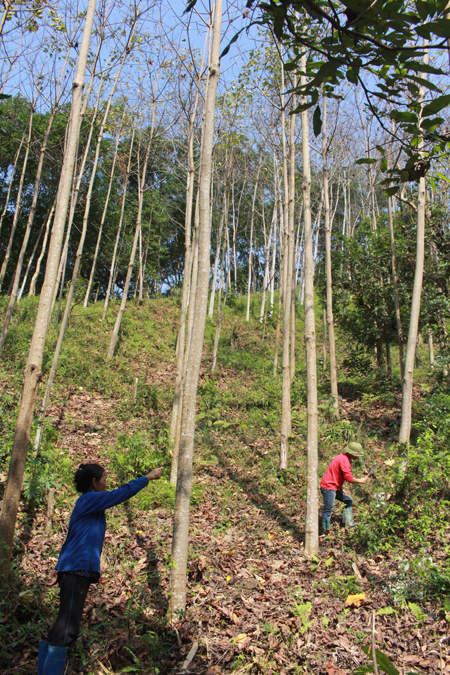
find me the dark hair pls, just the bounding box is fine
[74,464,105,494]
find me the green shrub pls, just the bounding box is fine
[109,431,171,484]
[350,429,450,597]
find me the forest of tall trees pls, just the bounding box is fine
[1,0,450,673]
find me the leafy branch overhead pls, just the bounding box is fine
[219,0,450,181]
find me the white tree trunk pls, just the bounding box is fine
[169,0,222,615]
[27,204,55,298]
[322,96,338,414]
[108,127,154,357]
[83,128,121,307]
[302,51,319,558]
[398,47,428,444]
[103,128,135,318]
[246,157,262,321]
[280,65,296,469]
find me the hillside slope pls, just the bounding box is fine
[0,295,448,675]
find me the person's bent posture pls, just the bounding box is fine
[320,442,368,533]
[38,463,162,675]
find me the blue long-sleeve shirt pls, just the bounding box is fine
[56,476,149,574]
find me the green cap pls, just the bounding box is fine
[345,441,363,457]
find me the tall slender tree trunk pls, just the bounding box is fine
[76,10,139,312]
[398,45,428,445]
[103,128,135,318]
[0,0,97,575]
[170,196,201,484]
[169,0,222,615]
[108,110,156,357]
[246,157,262,322]
[16,210,48,301]
[387,194,404,379]
[209,191,226,317]
[0,100,35,289]
[51,34,105,322]
[302,50,319,558]
[84,129,121,307]
[280,66,296,469]
[322,96,338,414]
[27,204,55,298]
[53,81,104,326]
[427,324,435,367]
[170,46,206,444]
[273,180,284,377]
[212,239,227,370]
[260,206,275,322]
[288,79,297,383]
[0,134,25,237]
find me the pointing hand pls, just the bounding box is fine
[146,467,163,481]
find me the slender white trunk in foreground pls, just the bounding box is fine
[280,65,296,469]
[399,47,428,444]
[399,46,428,444]
[302,50,319,557]
[169,0,222,615]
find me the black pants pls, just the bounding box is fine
[47,573,93,647]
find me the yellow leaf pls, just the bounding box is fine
[268,533,275,540]
[226,575,231,582]
[225,550,234,556]
[384,459,395,466]
[19,590,35,605]
[345,592,366,607]
[235,633,247,643]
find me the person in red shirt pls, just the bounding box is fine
[320,442,368,533]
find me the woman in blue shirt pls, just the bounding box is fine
[39,463,162,675]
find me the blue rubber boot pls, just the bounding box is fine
[42,645,68,675]
[38,642,49,675]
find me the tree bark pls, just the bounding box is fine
[27,203,55,298]
[208,190,226,317]
[280,68,296,469]
[212,238,227,370]
[16,212,46,301]
[322,96,339,415]
[246,157,262,322]
[169,0,222,615]
[103,128,135,318]
[302,50,319,558]
[427,324,435,367]
[398,44,428,445]
[108,108,156,356]
[0,0,97,575]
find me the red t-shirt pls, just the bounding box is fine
[320,453,354,491]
